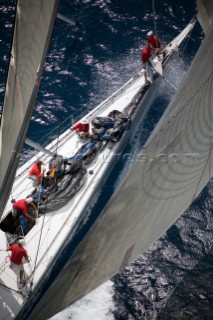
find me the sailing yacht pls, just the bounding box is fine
[0,0,208,319]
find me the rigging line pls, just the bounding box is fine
[53,128,61,154]
[28,212,46,288]
[34,3,83,154]
[151,0,158,37]
[25,213,67,286]
[28,182,51,287]
[0,282,24,296]
[54,3,82,153]
[10,182,35,201]
[178,25,194,57]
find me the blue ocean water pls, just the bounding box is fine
[1,1,211,319]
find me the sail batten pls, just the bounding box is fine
[0,0,59,218]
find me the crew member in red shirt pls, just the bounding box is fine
[146,30,161,49]
[6,239,29,284]
[141,43,155,82]
[29,160,46,187]
[70,119,90,139]
[12,198,36,222]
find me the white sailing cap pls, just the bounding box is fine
[18,239,25,246]
[147,31,153,36]
[81,119,88,124]
[26,197,33,203]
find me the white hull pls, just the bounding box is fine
[0,19,196,320]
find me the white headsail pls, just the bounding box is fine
[0,0,59,217]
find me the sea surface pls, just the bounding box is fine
[1,1,212,319]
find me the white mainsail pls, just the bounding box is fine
[26,18,213,320]
[0,0,59,217]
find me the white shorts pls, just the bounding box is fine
[10,262,24,273]
[28,175,39,187]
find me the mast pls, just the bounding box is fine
[0,0,60,218]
